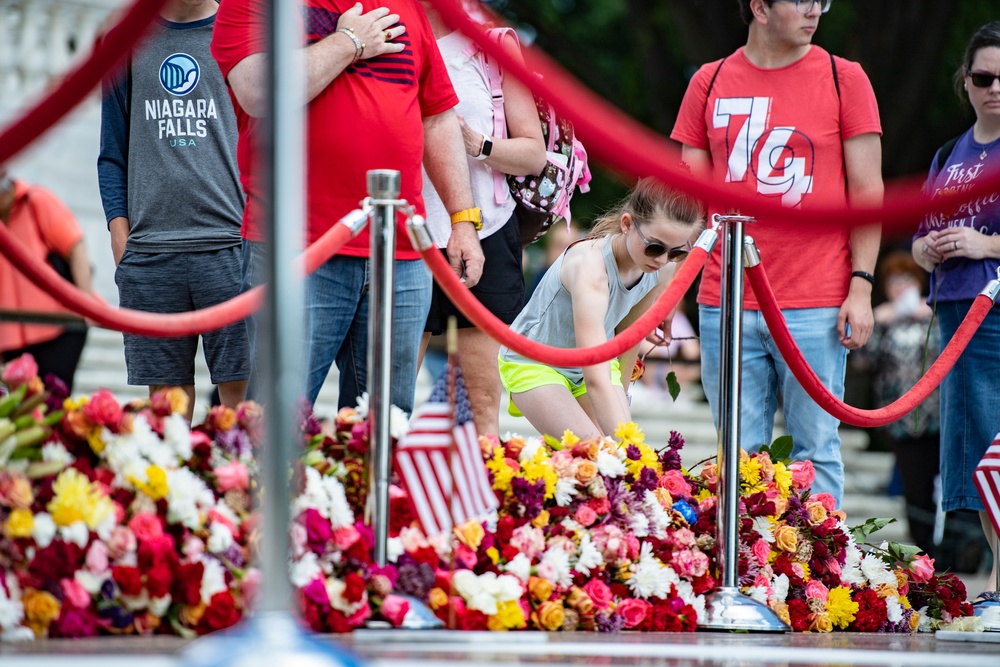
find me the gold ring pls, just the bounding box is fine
[384,29,392,42]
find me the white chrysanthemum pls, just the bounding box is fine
[574,533,604,577]
[94,511,116,542]
[162,413,193,461]
[0,574,23,631]
[771,573,790,603]
[627,542,673,599]
[211,500,240,528]
[916,606,934,632]
[503,553,532,583]
[149,595,172,618]
[886,596,903,624]
[840,545,865,586]
[389,405,410,440]
[31,512,56,549]
[517,437,543,463]
[355,392,370,419]
[290,552,322,588]
[166,467,215,529]
[41,441,74,468]
[554,477,578,507]
[387,537,404,563]
[60,521,90,549]
[120,589,151,612]
[199,556,228,605]
[453,571,522,616]
[752,516,775,542]
[642,490,671,539]
[291,467,356,528]
[327,578,365,615]
[746,586,769,604]
[1,626,34,642]
[74,569,106,595]
[860,552,897,587]
[207,521,235,554]
[561,517,583,533]
[629,512,650,538]
[596,449,626,478]
[538,547,573,588]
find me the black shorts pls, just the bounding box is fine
[425,209,525,334]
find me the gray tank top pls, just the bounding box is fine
[500,234,659,385]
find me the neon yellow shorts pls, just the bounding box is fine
[498,356,622,417]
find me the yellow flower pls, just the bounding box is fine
[773,462,792,497]
[808,611,833,633]
[560,430,580,448]
[3,507,34,538]
[488,599,527,631]
[908,610,921,632]
[532,600,564,631]
[427,587,448,611]
[624,442,662,478]
[47,468,115,529]
[825,586,858,629]
[453,519,485,551]
[740,455,763,493]
[164,387,190,416]
[63,395,89,411]
[773,524,798,553]
[86,428,106,454]
[22,588,61,638]
[130,465,169,501]
[486,546,499,565]
[614,421,645,446]
[531,510,550,528]
[521,449,557,499]
[486,447,514,493]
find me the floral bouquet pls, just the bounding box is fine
[0,354,261,640]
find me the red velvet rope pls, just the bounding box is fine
[417,238,711,367]
[0,0,168,165]
[0,221,354,337]
[426,0,1000,234]
[745,261,995,427]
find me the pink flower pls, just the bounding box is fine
[330,525,361,550]
[672,549,709,578]
[1,353,38,387]
[660,469,691,499]
[380,594,411,627]
[242,568,263,608]
[591,525,628,564]
[805,579,829,603]
[302,577,329,608]
[85,541,109,574]
[574,505,597,527]
[128,513,164,542]
[825,556,842,577]
[752,538,771,566]
[290,523,308,558]
[301,508,332,550]
[346,599,372,628]
[582,579,612,610]
[83,389,123,428]
[214,461,250,492]
[788,460,816,491]
[182,536,206,560]
[617,598,651,629]
[455,543,477,569]
[106,526,136,560]
[811,492,837,512]
[60,578,91,609]
[399,526,429,552]
[909,554,936,584]
[510,525,546,561]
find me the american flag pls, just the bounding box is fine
[974,432,1000,536]
[393,365,497,537]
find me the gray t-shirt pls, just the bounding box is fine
[500,235,659,384]
[98,16,243,253]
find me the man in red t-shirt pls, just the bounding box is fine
[212,0,484,414]
[671,0,883,505]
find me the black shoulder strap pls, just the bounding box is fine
[935,136,960,173]
[830,52,840,99]
[702,56,728,122]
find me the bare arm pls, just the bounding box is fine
[109,216,128,266]
[459,33,545,176]
[614,265,678,394]
[66,240,93,294]
[680,145,712,178]
[423,109,484,288]
[564,247,631,436]
[839,132,883,349]
[226,3,406,117]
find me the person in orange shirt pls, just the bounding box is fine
[0,168,93,392]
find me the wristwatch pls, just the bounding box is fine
[475,136,493,160]
[450,207,483,231]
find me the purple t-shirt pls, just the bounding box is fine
[915,128,1000,302]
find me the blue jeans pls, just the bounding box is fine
[937,301,1000,512]
[700,306,848,504]
[305,255,431,414]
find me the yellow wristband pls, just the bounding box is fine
[450,207,482,231]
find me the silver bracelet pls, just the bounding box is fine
[337,27,364,63]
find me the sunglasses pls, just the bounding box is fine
[633,223,692,261]
[968,71,1000,89]
[772,0,832,14]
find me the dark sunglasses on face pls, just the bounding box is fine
[968,71,1000,89]
[633,223,692,261]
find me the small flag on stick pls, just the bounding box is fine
[394,363,496,537]
[973,432,1000,536]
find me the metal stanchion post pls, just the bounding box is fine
[699,216,788,632]
[367,169,400,568]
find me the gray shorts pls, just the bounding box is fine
[115,246,249,386]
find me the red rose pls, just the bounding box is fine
[787,598,811,632]
[326,609,353,633]
[198,591,241,634]
[112,565,144,597]
[410,545,439,569]
[171,561,205,606]
[617,598,651,629]
[145,561,173,599]
[137,533,177,570]
[82,389,123,429]
[343,572,367,604]
[29,540,83,582]
[300,594,326,632]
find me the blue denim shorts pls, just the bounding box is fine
[937,301,1000,512]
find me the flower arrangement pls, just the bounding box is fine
[0,354,979,640]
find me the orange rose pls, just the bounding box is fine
[528,576,553,604]
[773,525,798,553]
[808,612,833,633]
[566,587,593,615]
[22,588,61,637]
[179,603,207,627]
[806,502,828,525]
[575,460,598,484]
[531,510,550,529]
[428,587,448,611]
[532,600,565,631]
[453,520,485,551]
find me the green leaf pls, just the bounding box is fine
[887,542,922,562]
[543,433,563,450]
[848,517,897,543]
[768,435,794,462]
[665,372,681,402]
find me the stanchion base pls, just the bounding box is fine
[973,594,1000,631]
[181,610,365,667]
[698,587,789,632]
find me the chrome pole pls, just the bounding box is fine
[367,169,401,567]
[700,216,787,632]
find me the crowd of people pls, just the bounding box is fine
[1,0,999,594]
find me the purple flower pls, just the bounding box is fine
[668,430,685,450]
[221,544,245,569]
[43,373,69,412]
[98,604,134,629]
[659,447,681,472]
[606,479,640,526]
[595,610,624,633]
[626,444,642,461]
[635,467,659,493]
[216,427,251,458]
[396,561,435,600]
[511,477,546,519]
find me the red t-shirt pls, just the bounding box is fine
[671,46,882,310]
[211,0,458,258]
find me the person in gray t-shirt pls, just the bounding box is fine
[98,0,247,421]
